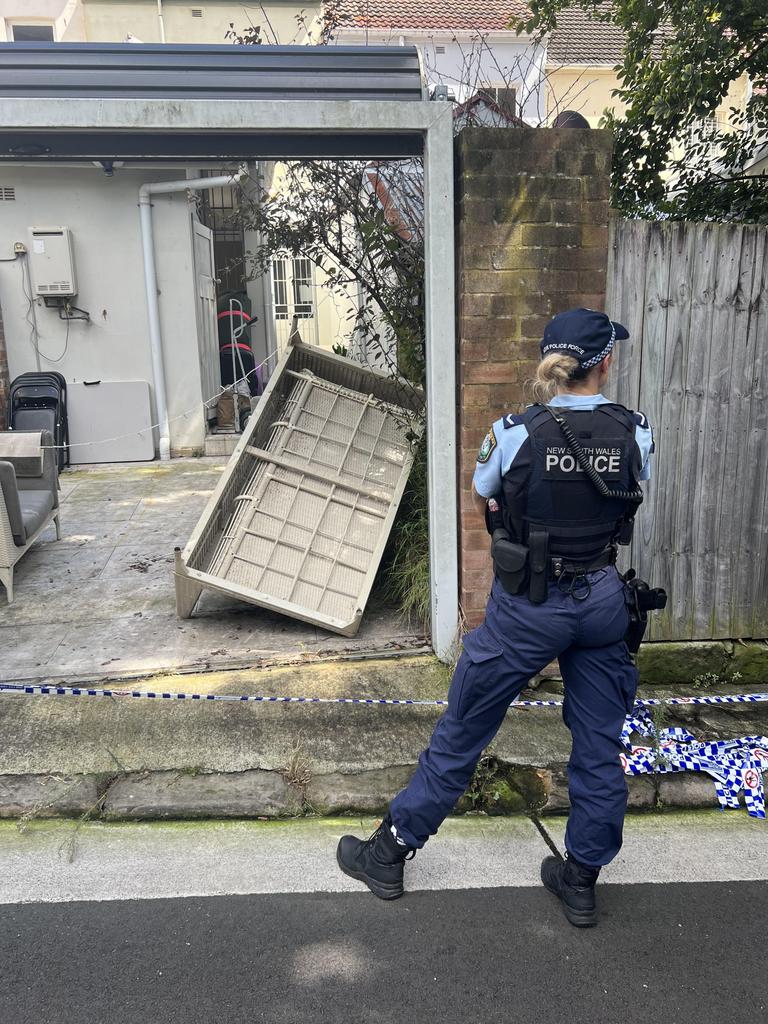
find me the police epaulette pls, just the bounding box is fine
[633,410,650,429]
[502,412,526,429]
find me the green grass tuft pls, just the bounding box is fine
[381,438,431,631]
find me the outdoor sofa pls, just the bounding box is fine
[0,430,61,603]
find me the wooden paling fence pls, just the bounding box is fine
[607,218,768,641]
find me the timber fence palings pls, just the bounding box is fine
[607,218,768,642]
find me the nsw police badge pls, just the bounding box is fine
[477,426,497,464]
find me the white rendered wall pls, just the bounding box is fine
[337,29,547,124]
[0,0,86,41]
[0,0,319,44]
[0,165,206,457]
[82,0,319,44]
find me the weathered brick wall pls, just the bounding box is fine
[455,127,613,627]
[0,301,9,431]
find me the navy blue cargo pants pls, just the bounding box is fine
[390,567,638,868]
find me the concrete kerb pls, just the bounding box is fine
[0,650,767,822]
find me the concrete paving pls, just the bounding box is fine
[0,657,452,775]
[0,460,425,683]
[2,810,768,905]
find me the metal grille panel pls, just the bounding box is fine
[178,343,422,635]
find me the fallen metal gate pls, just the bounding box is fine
[174,342,423,635]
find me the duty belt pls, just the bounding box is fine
[549,548,615,580]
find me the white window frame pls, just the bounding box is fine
[8,21,56,42]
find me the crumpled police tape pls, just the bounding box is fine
[620,706,768,819]
[1,682,768,819]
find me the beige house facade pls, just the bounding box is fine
[545,5,750,141]
[0,1,320,45]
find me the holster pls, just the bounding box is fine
[491,529,529,595]
[623,572,668,653]
[527,528,549,605]
[618,514,635,546]
[624,600,647,654]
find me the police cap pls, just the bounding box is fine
[540,308,629,370]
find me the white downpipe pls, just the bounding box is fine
[138,166,246,460]
[156,0,166,44]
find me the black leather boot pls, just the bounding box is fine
[541,855,600,927]
[336,815,415,900]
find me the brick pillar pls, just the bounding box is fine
[455,126,613,627]
[0,301,9,431]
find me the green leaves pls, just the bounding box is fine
[527,0,768,221]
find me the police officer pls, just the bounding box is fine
[337,308,654,928]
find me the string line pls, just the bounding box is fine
[36,349,279,451]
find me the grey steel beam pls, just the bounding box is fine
[423,101,459,662]
[0,131,422,161]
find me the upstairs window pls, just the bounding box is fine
[480,86,518,120]
[10,24,55,41]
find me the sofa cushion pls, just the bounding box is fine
[0,462,25,545]
[18,489,55,540]
[0,431,44,478]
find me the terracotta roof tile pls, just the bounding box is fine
[335,0,531,32]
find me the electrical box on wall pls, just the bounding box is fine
[28,227,77,297]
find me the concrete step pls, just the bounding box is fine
[0,654,767,822]
[203,432,240,457]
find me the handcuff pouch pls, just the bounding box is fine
[491,529,529,596]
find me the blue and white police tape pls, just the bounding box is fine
[1,682,767,819]
[1,681,768,710]
[619,707,768,820]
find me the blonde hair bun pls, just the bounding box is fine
[530,352,581,403]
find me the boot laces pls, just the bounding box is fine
[368,819,415,861]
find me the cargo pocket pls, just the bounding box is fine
[450,625,505,720]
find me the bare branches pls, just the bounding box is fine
[235,159,426,396]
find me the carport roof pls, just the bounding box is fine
[0,43,424,102]
[0,42,426,159]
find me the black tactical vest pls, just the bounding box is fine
[501,403,642,563]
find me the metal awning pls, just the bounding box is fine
[0,43,424,159]
[0,43,424,101]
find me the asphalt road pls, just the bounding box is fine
[2,881,767,1024]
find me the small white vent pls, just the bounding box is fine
[435,45,446,54]
[0,187,15,201]
[191,8,203,16]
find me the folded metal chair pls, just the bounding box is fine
[0,430,61,603]
[9,372,69,470]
